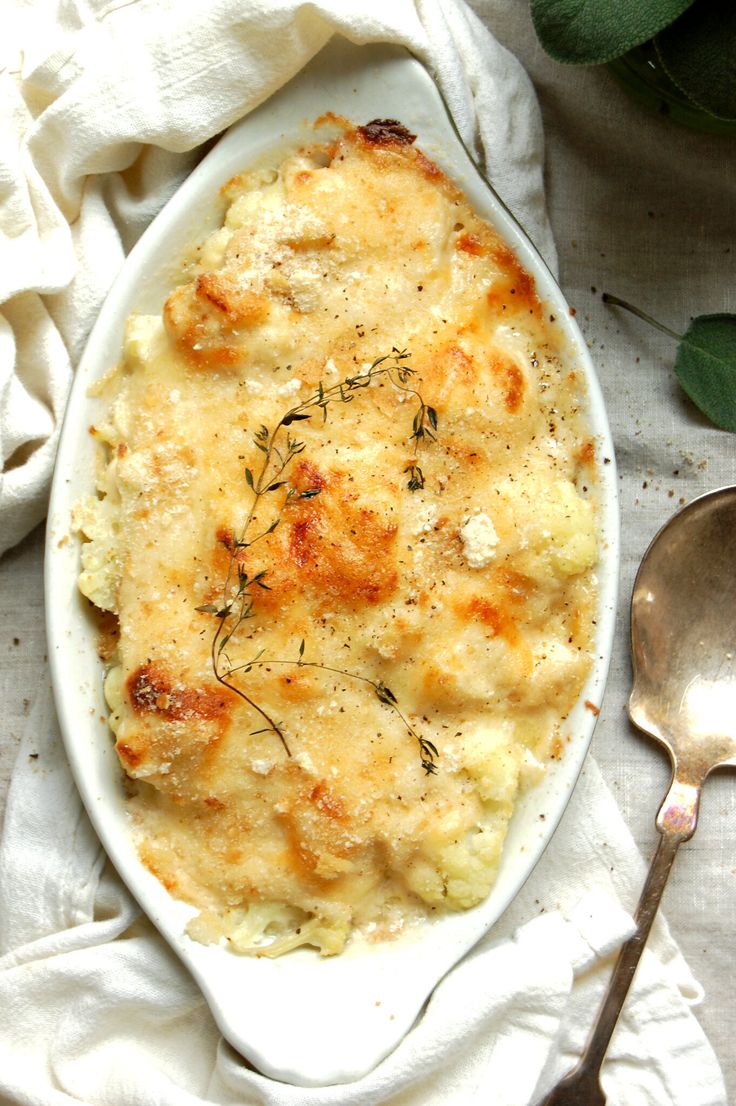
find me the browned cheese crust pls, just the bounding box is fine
[75,117,599,956]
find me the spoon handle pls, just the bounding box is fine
[538,772,701,1106]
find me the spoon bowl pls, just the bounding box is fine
[630,485,736,776]
[542,485,736,1106]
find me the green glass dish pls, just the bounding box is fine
[608,41,736,136]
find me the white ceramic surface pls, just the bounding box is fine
[46,38,619,1087]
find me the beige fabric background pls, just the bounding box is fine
[1,1,735,1100]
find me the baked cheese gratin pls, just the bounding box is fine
[74,116,599,957]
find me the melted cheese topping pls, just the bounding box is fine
[75,118,599,957]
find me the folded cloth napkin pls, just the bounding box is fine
[0,0,554,556]
[0,0,727,1103]
[0,685,726,1105]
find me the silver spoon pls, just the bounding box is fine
[540,485,736,1106]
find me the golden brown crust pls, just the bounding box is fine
[77,118,599,957]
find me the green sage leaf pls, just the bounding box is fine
[530,0,694,65]
[655,0,736,121]
[603,294,736,432]
[674,315,736,432]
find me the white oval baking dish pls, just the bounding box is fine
[46,37,619,1088]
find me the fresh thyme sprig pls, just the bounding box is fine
[223,642,439,775]
[197,348,440,774]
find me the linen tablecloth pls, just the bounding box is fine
[1,1,735,1102]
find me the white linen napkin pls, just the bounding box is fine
[0,0,726,1102]
[0,685,725,1105]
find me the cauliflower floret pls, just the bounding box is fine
[442,826,504,909]
[187,901,351,958]
[459,721,523,804]
[497,473,597,578]
[73,494,121,612]
[123,314,166,371]
[403,856,446,905]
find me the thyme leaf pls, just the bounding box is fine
[405,463,425,492]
